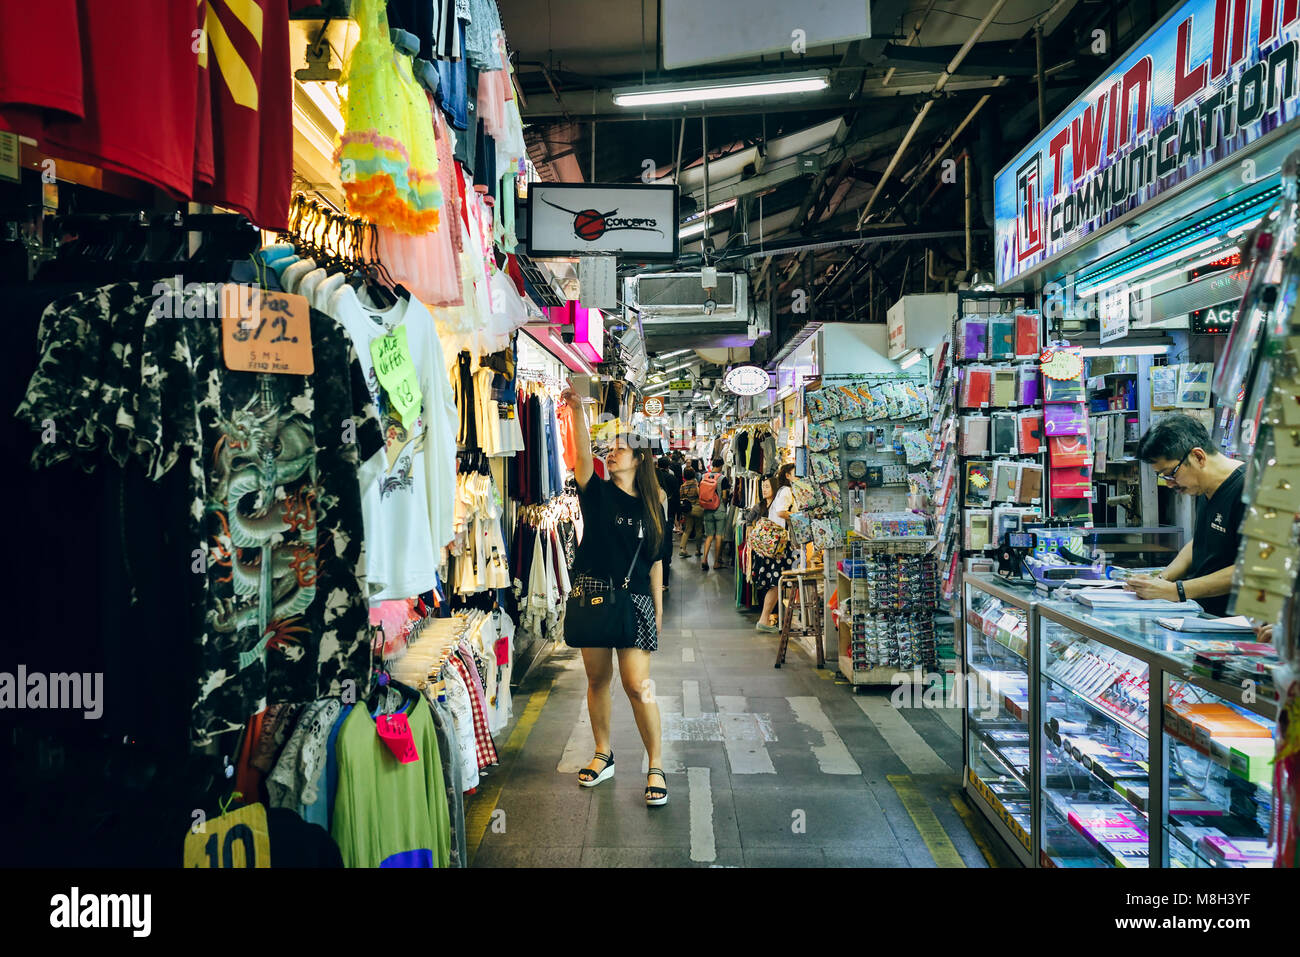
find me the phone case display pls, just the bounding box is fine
[1040,347,1093,522]
[928,337,961,609]
[1217,157,1300,855]
[963,575,1037,864]
[955,295,1043,578]
[1039,614,1152,868]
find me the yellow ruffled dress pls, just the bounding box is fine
[336,0,442,234]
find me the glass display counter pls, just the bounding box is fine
[962,573,1038,867]
[1036,599,1280,869]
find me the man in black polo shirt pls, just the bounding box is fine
[1125,414,1245,616]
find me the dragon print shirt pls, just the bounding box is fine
[18,282,384,748]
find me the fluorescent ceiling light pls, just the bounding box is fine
[679,218,713,240]
[612,71,830,108]
[1078,344,1171,357]
[658,348,693,360]
[1077,236,1226,298]
[299,79,344,133]
[898,350,926,370]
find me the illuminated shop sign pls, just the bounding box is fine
[995,0,1300,285]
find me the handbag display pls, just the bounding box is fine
[749,518,790,558]
[564,538,644,648]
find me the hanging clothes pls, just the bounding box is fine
[330,695,452,867]
[18,282,384,748]
[450,468,511,595]
[324,284,460,599]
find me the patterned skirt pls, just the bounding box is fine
[629,593,659,653]
[751,548,794,591]
[570,575,659,653]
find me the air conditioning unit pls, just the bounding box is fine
[626,272,749,323]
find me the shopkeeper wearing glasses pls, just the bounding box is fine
[1125,414,1245,616]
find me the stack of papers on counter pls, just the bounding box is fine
[1154,615,1256,633]
[1073,589,1203,614]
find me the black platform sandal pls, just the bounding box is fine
[645,768,669,806]
[578,751,614,788]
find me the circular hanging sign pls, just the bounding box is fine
[724,365,771,396]
[1039,348,1083,382]
[643,396,665,416]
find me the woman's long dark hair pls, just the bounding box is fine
[632,445,666,556]
[769,462,790,494]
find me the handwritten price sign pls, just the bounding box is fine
[221,286,314,375]
[369,326,422,428]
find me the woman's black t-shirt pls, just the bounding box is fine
[575,477,669,596]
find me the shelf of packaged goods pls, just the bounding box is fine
[965,767,1032,851]
[1172,673,1280,723]
[967,608,1029,661]
[971,728,1031,789]
[1042,670,1149,740]
[955,357,1042,365]
[1162,720,1273,783]
[1167,825,1224,868]
[1043,791,1151,869]
[1047,748,1150,819]
[1164,822,1273,869]
[966,661,1030,723]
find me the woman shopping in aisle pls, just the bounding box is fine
[678,467,702,558]
[752,464,796,634]
[559,384,672,807]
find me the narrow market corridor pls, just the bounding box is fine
[466,550,1019,868]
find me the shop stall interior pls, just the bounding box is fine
[0,0,1297,884]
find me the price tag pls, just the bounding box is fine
[183,802,271,868]
[376,712,420,763]
[369,327,423,428]
[221,286,314,375]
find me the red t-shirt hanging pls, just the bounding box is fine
[0,1,205,199]
[0,1,84,119]
[0,0,309,230]
[193,0,313,230]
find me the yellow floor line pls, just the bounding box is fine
[464,686,551,865]
[948,792,1000,867]
[887,774,966,868]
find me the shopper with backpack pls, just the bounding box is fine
[697,457,733,571]
[678,468,702,558]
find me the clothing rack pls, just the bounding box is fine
[516,367,566,392]
[388,613,479,695]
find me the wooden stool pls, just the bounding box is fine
[775,568,825,668]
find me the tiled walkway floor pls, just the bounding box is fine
[467,544,1020,868]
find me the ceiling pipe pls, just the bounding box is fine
[882,0,939,89]
[855,0,1012,231]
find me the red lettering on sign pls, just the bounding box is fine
[1070,91,1108,181]
[1174,16,1208,109]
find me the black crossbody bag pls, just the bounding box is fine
[564,537,644,648]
